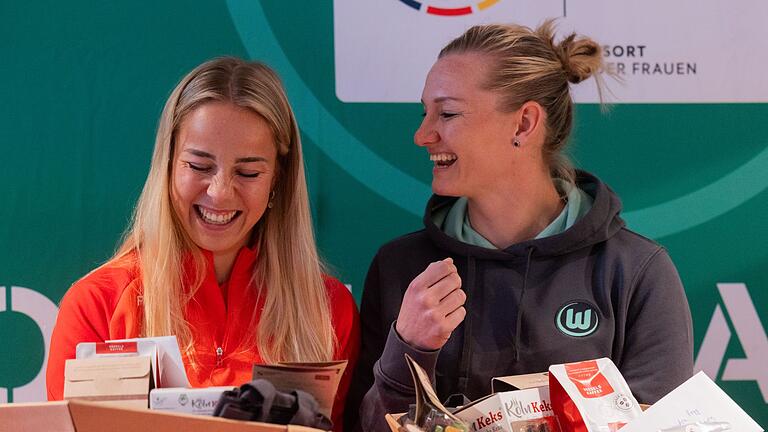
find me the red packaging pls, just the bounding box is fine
[549,358,641,432]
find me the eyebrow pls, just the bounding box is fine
[184,148,269,163]
[421,96,466,104]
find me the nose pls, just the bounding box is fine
[414,116,439,147]
[207,172,235,202]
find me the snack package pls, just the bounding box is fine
[549,358,641,432]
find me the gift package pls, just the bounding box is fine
[10,335,345,432]
[388,356,763,432]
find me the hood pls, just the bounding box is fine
[423,170,625,260]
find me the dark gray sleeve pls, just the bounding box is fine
[346,252,440,432]
[619,247,694,403]
[358,326,440,431]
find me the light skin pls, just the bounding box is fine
[396,52,564,351]
[170,102,278,284]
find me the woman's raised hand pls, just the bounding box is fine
[395,258,466,351]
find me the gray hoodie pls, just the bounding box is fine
[345,171,693,431]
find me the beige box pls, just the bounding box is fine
[63,355,153,409]
[0,400,328,432]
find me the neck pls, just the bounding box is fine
[467,172,564,249]
[213,248,240,284]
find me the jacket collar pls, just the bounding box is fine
[423,170,625,261]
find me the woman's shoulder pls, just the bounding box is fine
[322,274,355,306]
[322,274,360,322]
[63,251,141,310]
[321,274,360,356]
[606,227,669,264]
[377,229,431,254]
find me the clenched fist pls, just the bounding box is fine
[395,257,466,351]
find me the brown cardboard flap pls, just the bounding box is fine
[0,400,329,432]
[384,413,405,432]
[65,356,151,382]
[0,401,75,432]
[67,400,326,431]
[252,360,347,419]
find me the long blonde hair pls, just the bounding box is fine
[440,20,605,185]
[115,57,335,363]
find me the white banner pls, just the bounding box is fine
[334,0,768,103]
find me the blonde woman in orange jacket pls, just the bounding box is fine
[46,57,360,430]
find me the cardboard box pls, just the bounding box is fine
[150,386,237,416]
[454,371,555,432]
[76,340,161,387]
[453,386,557,432]
[0,400,328,432]
[63,355,153,409]
[106,336,190,388]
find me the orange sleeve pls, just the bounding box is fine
[45,267,129,400]
[325,276,361,432]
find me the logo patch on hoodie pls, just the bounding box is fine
[556,301,599,337]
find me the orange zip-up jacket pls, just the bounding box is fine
[46,246,360,430]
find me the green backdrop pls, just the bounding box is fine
[0,1,765,425]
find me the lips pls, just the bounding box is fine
[194,205,241,225]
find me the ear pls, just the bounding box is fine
[513,101,545,146]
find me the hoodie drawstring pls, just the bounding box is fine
[513,246,535,362]
[456,254,475,395]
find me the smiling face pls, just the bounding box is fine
[170,101,278,257]
[415,52,522,198]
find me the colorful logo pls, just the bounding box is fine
[556,301,599,337]
[398,0,500,16]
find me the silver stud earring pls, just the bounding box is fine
[513,137,521,147]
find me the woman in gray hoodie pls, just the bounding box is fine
[346,20,693,432]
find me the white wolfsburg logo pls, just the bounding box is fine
[694,283,768,403]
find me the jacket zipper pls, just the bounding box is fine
[216,346,224,366]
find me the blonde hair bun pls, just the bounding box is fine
[537,20,603,84]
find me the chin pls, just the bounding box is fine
[194,236,244,255]
[432,182,462,197]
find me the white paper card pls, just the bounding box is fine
[621,372,763,432]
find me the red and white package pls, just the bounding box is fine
[549,358,642,432]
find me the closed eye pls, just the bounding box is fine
[237,171,261,178]
[186,162,212,173]
[440,112,460,119]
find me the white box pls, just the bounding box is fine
[453,387,558,432]
[149,387,236,416]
